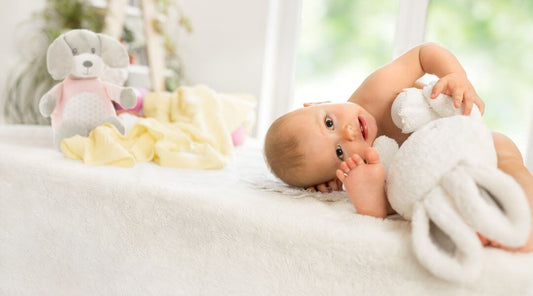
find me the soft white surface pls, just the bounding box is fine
[1,124,532,296]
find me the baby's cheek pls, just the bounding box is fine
[346,144,370,160]
[326,169,338,182]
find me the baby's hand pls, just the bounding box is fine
[430,73,485,115]
[305,178,343,193]
[336,148,388,218]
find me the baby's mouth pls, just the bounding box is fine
[358,116,367,140]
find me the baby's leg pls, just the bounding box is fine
[336,148,392,218]
[485,132,533,252]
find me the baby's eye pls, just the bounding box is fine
[336,145,344,160]
[325,116,334,129]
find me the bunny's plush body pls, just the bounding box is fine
[39,29,136,147]
[373,83,531,283]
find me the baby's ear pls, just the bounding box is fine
[303,101,331,108]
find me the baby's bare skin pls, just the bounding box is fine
[335,148,390,218]
[275,43,533,252]
[483,132,533,252]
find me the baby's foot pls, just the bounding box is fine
[478,228,533,252]
[336,147,387,217]
[336,148,384,183]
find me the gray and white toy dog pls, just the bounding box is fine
[39,29,137,147]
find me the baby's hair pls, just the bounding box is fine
[264,114,306,187]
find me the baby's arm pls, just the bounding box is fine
[336,147,390,218]
[349,43,484,115]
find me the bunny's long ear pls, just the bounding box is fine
[97,34,129,68]
[412,187,483,283]
[47,34,73,80]
[442,165,531,247]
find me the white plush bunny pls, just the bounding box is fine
[373,82,531,283]
[39,29,137,147]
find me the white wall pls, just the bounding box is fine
[0,0,46,124]
[178,0,269,99]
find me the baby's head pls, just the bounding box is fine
[264,102,378,188]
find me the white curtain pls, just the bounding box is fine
[256,0,302,138]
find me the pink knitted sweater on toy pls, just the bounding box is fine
[50,76,122,129]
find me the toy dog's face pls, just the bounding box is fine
[46,29,129,81]
[64,31,104,78]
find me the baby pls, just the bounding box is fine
[264,43,533,251]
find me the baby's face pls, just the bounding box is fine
[287,102,378,186]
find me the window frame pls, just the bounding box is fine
[258,0,430,138]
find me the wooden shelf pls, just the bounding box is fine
[91,0,141,17]
[92,0,167,91]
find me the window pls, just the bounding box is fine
[294,0,399,109]
[289,0,532,155]
[426,0,533,153]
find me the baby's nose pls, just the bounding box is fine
[342,124,357,141]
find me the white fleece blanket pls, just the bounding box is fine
[1,125,532,296]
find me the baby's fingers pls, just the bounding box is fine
[452,88,465,108]
[335,178,343,190]
[327,178,340,191]
[306,186,317,192]
[474,96,485,115]
[431,79,447,99]
[462,91,485,115]
[316,183,330,193]
[463,100,473,116]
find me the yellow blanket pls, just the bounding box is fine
[60,85,256,169]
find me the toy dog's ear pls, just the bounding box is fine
[47,34,73,80]
[97,34,129,68]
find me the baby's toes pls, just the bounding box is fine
[364,147,381,165]
[336,169,346,181]
[349,154,364,167]
[346,157,357,169]
[340,162,350,174]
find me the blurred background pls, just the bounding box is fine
[1,0,532,157]
[0,0,269,126]
[296,0,533,155]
